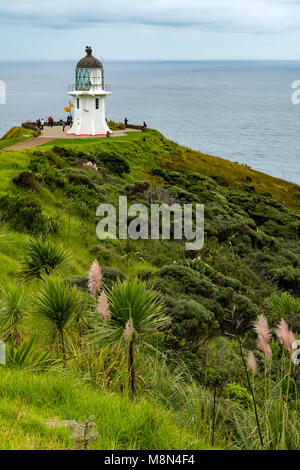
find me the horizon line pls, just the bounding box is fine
[1,58,300,63]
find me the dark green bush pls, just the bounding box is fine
[165,296,217,342]
[159,264,218,298]
[29,159,67,189]
[0,193,47,234]
[126,181,150,196]
[13,171,43,192]
[95,152,130,175]
[32,150,65,168]
[52,146,77,160]
[62,168,95,189]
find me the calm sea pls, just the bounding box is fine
[1,60,300,183]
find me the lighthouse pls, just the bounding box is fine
[67,46,112,136]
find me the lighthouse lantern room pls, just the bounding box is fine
[67,46,112,136]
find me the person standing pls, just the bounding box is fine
[62,121,65,132]
[124,117,128,128]
[41,118,44,130]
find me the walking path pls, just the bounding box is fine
[1,127,140,152]
[1,137,54,151]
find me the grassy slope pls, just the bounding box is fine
[0,367,210,450]
[0,127,299,286]
[43,130,300,212]
[0,126,35,150]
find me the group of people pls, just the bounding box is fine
[36,117,54,129]
[36,118,44,130]
[124,117,147,131]
[47,117,54,127]
[36,116,73,132]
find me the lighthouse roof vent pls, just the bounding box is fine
[76,46,103,69]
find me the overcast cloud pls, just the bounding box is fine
[0,0,299,60]
[1,0,300,31]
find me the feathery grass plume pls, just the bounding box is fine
[124,318,134,343]
[265,344,272,363]
[256,335,267,354]
[254,314,271,344]
[88,260,102,298]
[247,351,257,375]
[276,319,296,354]
[257,336,272,362]
[97,292,109,320]
[275,319,290,350]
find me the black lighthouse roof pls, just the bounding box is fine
[76,46,103,69]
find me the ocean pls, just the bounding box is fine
[0,60,300,183]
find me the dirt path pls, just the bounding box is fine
[1,137,54,151]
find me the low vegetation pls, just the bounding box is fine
[0,125,299,450]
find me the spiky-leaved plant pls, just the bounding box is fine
[33,278,78,366]
[0,282,27,346]
[101,278,170,396]
[0,222,9,243]
[19,238,69,283]
[269,292,300,330]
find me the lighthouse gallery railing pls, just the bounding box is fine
[68,84,111,92]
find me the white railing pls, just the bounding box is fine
[68,84,111,92]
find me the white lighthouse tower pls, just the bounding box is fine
[67,46,112,136]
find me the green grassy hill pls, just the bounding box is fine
[0,367,211,450]
[0,126,299,450]
[0,126,35,150]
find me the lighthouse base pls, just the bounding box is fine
[67,132,113,137]
[67,91,111,137]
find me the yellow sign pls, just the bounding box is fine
[64,107,71,113]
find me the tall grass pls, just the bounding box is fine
[0,367,211,450]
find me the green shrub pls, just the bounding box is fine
[95,152,130,175]
[166,297,217,342]
[159,264,218,298]
[126,181,150,196]
[226,383,252,407]
[107,120,126,130]
[62,167,95,189]
[29,159,67,189]
[32,150,65,168]
[0,193,47,234]
[13,171,43,192]
[51,146,77,160]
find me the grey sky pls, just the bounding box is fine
[0,0,300,60]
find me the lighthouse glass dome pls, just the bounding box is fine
[74,46,104,91]
[75,68,92,91]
